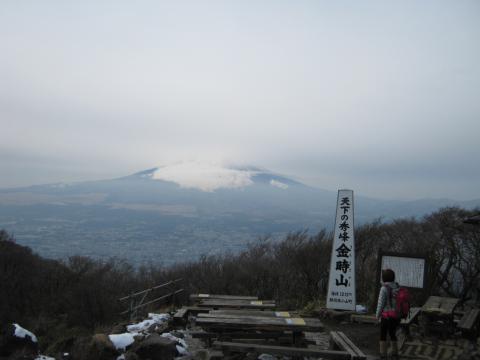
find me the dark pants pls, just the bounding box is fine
[380,317,400,341]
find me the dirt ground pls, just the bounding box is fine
[320,317,479,360]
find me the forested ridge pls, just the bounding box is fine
[1,207,479,353]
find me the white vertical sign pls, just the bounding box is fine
[326,189,356,310]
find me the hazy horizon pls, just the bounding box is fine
[1,1,479,201]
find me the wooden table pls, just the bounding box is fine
[196,299,276,310]
[196,312,323,347]
[420,296,460,337]
[190,294,259,302]
[206,310,296,318]
[196,315,323,332]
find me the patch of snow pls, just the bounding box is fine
[355,304,367,313]
[126,313,170,333]
[13,323,37,343]
[35,356,55,360]
[270,179,289,190]
[176,344,188,355]
[109,333,138,351]
[152,161,256,192]
[161,332,188,349]
[258,354,276,360]
[116,355,125,360]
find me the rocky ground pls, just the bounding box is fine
[1,309,479,360]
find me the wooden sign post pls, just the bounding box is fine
[326,189,356,311]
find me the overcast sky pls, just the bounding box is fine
[1,0,479,200]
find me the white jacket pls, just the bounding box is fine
[376,281,400,319]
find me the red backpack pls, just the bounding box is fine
[386,285,411,319]
[395,287,411,319]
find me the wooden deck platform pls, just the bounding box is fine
[213,340,351,359]
[197,299,276,310]
[207,309,295,317]
[196,315,323,332]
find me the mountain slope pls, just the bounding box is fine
[0,163,478,265]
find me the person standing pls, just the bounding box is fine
[376,269,400,360]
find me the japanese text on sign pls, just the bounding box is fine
[326,190,356,310]
[381,255,425,288]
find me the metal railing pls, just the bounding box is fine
[119,278,184,320]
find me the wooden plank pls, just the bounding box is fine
[330,331,353,353]
[337,331,366,360]
[209,310,294,318]
[173,308,188,320]
[198,300,276,310]
[422,296,441,309]
[440,297,460,314]
[422,296,459,314]
[213,341,351,359]
[350,308,421,326]
[208,350,224,360]
[190,294,258,301]
[196,316,323,332]
[178,306,213,314]
[190,331,285,340]
[458,309,480,330]
[199,299,275,304]
[198,313,295,321]
[330,331,367,360]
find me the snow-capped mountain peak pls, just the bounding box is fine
[129,161,298,192]
[151,161,257,192]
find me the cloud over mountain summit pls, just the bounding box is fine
[151,161,290,192]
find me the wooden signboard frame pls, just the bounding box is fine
[375,250,428,308]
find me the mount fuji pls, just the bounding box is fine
[0,162,478,265]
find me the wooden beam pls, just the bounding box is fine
[197,313,297,321]
[196,316,323,332]
[329,331,366,360]
[190,294,258,301]
[208,310,294,318]
[190,331,286,340]
[213,341,350,359]
[197,300,276,310]
[458,309,480,330]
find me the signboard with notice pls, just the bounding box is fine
[379,252,426,289]
[326,189,356,310]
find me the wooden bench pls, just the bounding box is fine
[457,309,480,338]
[421,296,460,337]
[329,331,367,360]
[213,341,351,359]
[350,308,421,326]
[190,294,259,302]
